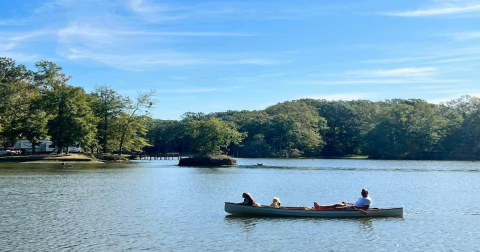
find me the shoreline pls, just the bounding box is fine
[0,154,98,163]
[0,153,134,164]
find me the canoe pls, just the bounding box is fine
[224,202,403,218]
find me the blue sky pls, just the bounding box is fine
[2,0,480,120]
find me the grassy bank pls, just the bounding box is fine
[0,154,101,163]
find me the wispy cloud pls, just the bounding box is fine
[381,4,480,17]
[34,0,78,14]
[0,19,29,26]
[297,66,460,86]
[0,30,54,51]
[300,79,459,85]
[220,73,284,83]
[346,67,438,77]
[127,0,187,22]
[0,52,40,62]
[449,31,480,41]
[300,92,371,100]
[58,23,253,39]
[6,30,53,42]
[156,88,219,93]
[57,47,287,70]
[364,45,480,66]
[128,0,168,13]
[54,21,270,69]
[156,85,242,94]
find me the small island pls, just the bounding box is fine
[178,154,237,166]
[177,117,246,166]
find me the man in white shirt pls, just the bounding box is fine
[313,189,372,210]
[343,188,372,210]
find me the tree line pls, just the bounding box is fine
[2,57,480,160]
[146,94,480,160]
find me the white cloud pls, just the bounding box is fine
[382,4,480,17]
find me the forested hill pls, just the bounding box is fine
[147,97,480,160]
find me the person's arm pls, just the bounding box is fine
[236,199,248,205]
[239,198,252,205]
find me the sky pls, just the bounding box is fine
[1,0,480,120]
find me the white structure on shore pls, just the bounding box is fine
[14,139,82,154]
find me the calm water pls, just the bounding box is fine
[1,158,479,251]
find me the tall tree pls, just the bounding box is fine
[19,96,48,154]
[0,57,35,145]
[118,90,156,155]
[37,61,97,153]
[90,85,126,153]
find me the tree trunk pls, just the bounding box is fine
[103,113,108,153]
[31,140,37,155]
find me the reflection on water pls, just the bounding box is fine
[356,218,374,233]
[1,159,480,251]
[225,215,376,233]
[224,216,260,232]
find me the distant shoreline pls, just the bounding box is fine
[2,154,477,163]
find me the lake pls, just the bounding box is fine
[1,158,479,251]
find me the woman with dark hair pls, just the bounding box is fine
[238,192,257,206]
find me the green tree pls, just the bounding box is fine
[18,96,48,154]
[89,85,127,153]
[187,117,247,155]
[265,101,324,157]
[37,62,97,153]
[118,90,156,155]
[145,119,190,153]
[0,57,35,145]
[443,95,480,159]
[363,101,449,159]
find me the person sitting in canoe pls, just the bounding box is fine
[269,197,281,208]
[236,192,259,206]
[314,188,372,210]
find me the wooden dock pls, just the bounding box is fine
[130,152,180,160]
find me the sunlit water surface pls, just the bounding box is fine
[1,158,479,251]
